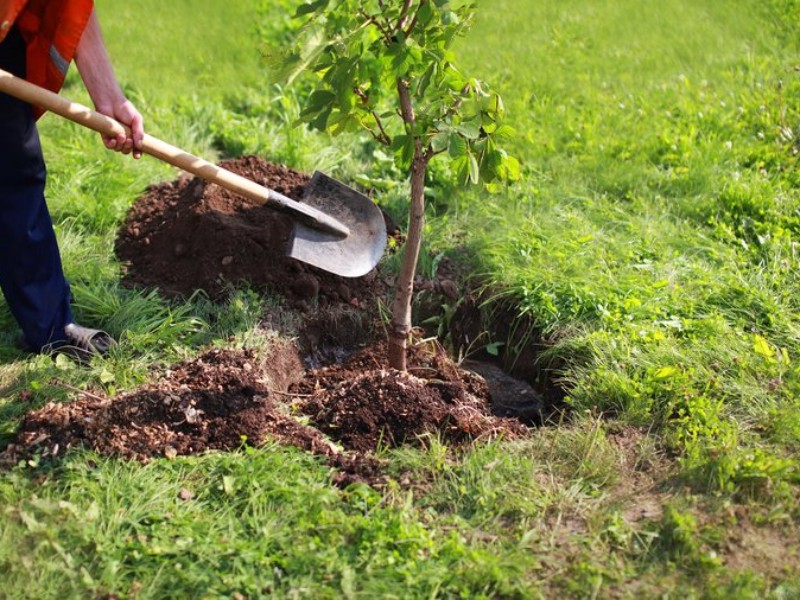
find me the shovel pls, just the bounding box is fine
[0,68,387,278]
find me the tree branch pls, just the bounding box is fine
[425,146,444,161]
[371,110,392,146]
[354,85,391,145]
[398,0,414,31]
[365,126,389,146]
[360,9,393,43]
[404,0,427,36]
[354,86,369,104]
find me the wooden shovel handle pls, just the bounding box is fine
[0,68,349,237]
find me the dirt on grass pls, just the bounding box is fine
[3,342,526,486]
[2,157,535,485]
[296,340,528,454]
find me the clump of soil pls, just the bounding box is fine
[6,346,324,461]
[297,341,527,453]
[115,156,389,307]
[3,341,527,486]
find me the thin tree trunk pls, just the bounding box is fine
[388,78,428,371]
[388,155,427,370]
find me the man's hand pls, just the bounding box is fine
[96,98,144,159]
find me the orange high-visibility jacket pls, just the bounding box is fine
[0,0,94,117]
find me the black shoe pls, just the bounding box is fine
[64,323,116,355]
[43,323,117,364]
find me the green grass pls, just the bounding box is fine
[1,0,800,597]
[0,447,537,598]
[444,0,800,496]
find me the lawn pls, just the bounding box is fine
[1,0,799,597]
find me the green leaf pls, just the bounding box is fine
[493,124,516,142]
[443,65,469,91]
[456,118,482,140]
[308,105,333,131]
[486,342,504,356]
[501,154,521,181]
[391,134,409,152]
[282,26,329,85]
[430,130,450,153]
[416,63,437,97]
[391,134,414,168]
[452,154,471,184]
[442,11,460,25]
[299,92,335,129]
[301,90,336,116]
[294,0,330,18]
[329,111,360,135]
[467,150,480,184]
[448,132,467,158]
[480,146,502,181]
[54,353,74,370]
[388,41,415,76]
[417,2,435,26]
[654,366,679,379]
[483,92,505,116]
[753,334,775,360]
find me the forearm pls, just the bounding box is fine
[73,8,143,157]
[74,9,125,113]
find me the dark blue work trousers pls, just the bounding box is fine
[0,26,74,351]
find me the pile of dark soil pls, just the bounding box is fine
[115,156,390,307]
[297,341,527,453]
[6,346,321,461]
[3,342,526,485]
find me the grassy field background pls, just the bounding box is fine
[1,0,799,597]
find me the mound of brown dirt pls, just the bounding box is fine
[5,346,386,486]
[3,341,527,485]
[115,156,389,307]
[6,346,325,462]
[297,341,527,453]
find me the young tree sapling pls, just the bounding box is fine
[282,0,519,370]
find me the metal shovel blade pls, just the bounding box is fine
[287,172,388,278]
